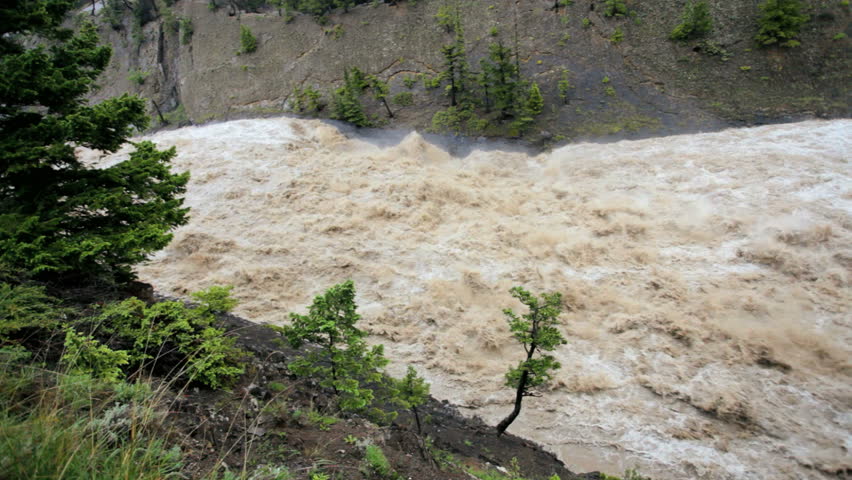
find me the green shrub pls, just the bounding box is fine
[670,1,713,40]
[610,27,624,43]
[582,17,591,27]
[832,32,847,40]
[755,0,809,47]
[93,286,244,388]
[364,444,392,477]
[179,17,193,44]
[0,282,66,339]
[392,91,414,106]
[402,75,416,89]
[292,85,325,113]
[128,69,150,85]
[604,0,628,17]
[239,24,258,54]
[61,328,130,382]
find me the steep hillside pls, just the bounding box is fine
[88,0,850,142]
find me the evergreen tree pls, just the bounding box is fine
[755,0,809,47]
[283,281,388,412]
[496,286,566,436]
[0,0,189,283]
[441,25,468,107]
[526,82,544,116]
[670,1,713,41]
[393,365,430,434]
[480,42,519,119]
[331,67,371,127]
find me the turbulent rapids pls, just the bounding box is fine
[85,118,851,479]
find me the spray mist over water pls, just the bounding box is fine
[85,118,851,479]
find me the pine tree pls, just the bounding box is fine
[496,287,566,436]
[526,82,544,116]
[441,23,468,107]
[393,365,430,434]
[0,0,189,284]
[283,281,388,412]
[755,0,809,47]
[331,67,371,127]
[480,42,519,119]
[670,1,713,41]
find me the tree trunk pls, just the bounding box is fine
[412,406,422,434]
[496,368,528,436]
[381,98,394,118]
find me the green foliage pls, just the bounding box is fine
[558,69,572,104]
[331,67,372,127]
[363,444,393,478]
[489,26,500,37]
[393,365,429,433]
[306,407,338,430]
[402,75,416,89]
[755,0,809,47]
[435,3,459,32]
[292,85,325,113]
[282,281,388,412]
[0,7,189,284]
[180,17,194,45]
[104,0,126,30]
[441,25,470,107]
[604,0,628,17]
[431,104,487,135]
[833,32,848,40]
[610,27,624,43]
[480,41,519,118]
[526,82,544,116]
[392,91,414,106]
[128,69,150,85]
[326,23,345,39]
[605,86,617,96]
[582,17,591,28]
[0,282,66,338]
[93,286,244,388]
[61,327,130,382]
[670,1,713,41]
[240,24,258,54]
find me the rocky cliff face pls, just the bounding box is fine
[91,0,850,142]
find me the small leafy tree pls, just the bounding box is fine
[283,280,388,412]
[239,24,257,53]
[394,365,430,434]
[366,75,394,118]
[754,0,809,47]
[670,1,713,41]
[496,286,566,436]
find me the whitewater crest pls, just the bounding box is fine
[90,118,852,479]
